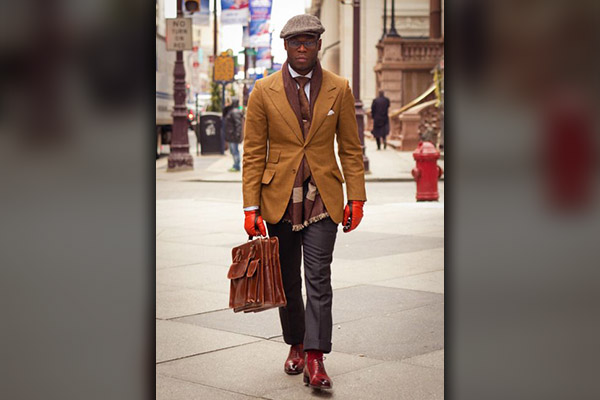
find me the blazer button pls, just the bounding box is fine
[292,169,296,174]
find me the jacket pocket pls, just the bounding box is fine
[331,168,345,183]
[267,150,280,164]
[262,169,275,185]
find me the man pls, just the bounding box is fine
[242,14,366,390]
[224,98,243,172]
[371,90,390,150]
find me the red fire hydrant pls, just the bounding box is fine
[411,141,443,201]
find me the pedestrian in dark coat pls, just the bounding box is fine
[224,98,243,171]
[371,90,390,150]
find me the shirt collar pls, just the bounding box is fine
[288,64,313,79]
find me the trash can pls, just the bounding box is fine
[198,112,224,155]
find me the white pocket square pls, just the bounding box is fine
[327,110,335,116]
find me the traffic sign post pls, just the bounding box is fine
[213,54,235,127]
[211,51,236,152]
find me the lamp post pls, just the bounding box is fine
[388,0,399,37]
[168,0,194,171]
[353,0,369,172]
[381,0,388,41]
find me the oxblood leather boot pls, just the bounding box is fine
[303,355,332,390]
[284,344,305,375]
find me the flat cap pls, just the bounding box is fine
[280,14,325,40]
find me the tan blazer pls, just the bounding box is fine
[242,68,367,225]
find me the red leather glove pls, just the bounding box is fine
[343,200,364,233]
[244,209,267,237]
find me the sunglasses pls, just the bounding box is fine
[287,39,318,49]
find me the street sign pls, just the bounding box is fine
[166,18,193,51]
[214,55,235,82]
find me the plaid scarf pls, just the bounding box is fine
[281,61,329,231]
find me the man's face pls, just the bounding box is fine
[284,34,322,74]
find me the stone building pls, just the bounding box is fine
[309,0,444,110]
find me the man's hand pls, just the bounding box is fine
[244,209,267,237]
[342,200,364,233]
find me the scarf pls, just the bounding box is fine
[280,61,329,231]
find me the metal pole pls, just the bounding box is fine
[213,0,218,57]
[353,0,369,172]
[243,47,249,107]
[221,82,226,112]
[195,93,199,155]
[381,0,387,41]
[221,82,226,154]
[388,0,399,37]
[168,0,194,171]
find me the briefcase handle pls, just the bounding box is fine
[248,235,268,241]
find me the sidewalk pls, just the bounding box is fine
[156,130,444,183]
[156,165,444,398]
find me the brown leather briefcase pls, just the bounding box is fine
[227,236,286,313]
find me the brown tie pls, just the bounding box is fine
[293,76,311,182]
[294,76,311,136]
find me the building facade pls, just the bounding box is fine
[310,0,444,110]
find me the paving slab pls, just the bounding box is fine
[159,231,248,249]
[156,241,231,266]
[155,241,209,265]
[358,215,444,237]
[156,283,183,293]
[330,248,444,284]
[373,270,445,294]
[156,200,241,225]
[156,226,213,240]
[156,287,229,320]
[358,208,442,223]
[156,340,384,398]
[357,222,444,238]
[157,319,260,363]
[156,263,230,289]
[333,233,443,260]
[174,307,283,340]
[264,360,443,400]
[402,349,445,370]
[331,285,443,324]
[362,181,444,205]
[156,257,201,271]
[196,278,232,295]
[332,302,444,361]
[155,180,244,202]
[157,375,262,400]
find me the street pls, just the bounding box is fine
[156,138,444,399]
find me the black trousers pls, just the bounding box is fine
[267,217,338,353]
[375,136,387,149]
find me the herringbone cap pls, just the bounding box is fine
[280,14,325,40]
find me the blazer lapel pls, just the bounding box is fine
[305,72,339,145]
[267,73,304,144]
